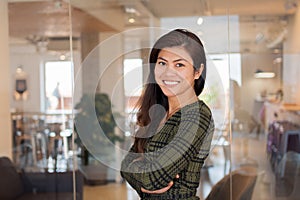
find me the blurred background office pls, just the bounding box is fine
[1,0,300,199]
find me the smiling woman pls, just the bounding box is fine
[120,29,214,200]
[154,47,202,103]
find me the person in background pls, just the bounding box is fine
[52,82,61,109]
[120,29,215,200]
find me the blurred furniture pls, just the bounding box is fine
[47,122,63,158]
[0,156,83,200]
[266,120,300,173]
[11,112,72,168]
[279,130,300,177]
[205,166,257,200]
[264,102,300,133]
[275,151,300,199]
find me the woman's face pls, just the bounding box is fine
[154,46,201,99]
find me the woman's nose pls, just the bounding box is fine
[162,65,176,75]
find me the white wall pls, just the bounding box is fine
[10,44,42,112]
[283,6,300,104]
[99,31,125,113]
[240,53,281,114]
[9,43,82,112]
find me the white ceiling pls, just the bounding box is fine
[68,0,299,30]
[8,0,300,53]
[70,0,299,52]
[143,0,296,16]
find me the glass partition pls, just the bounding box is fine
[6,1,82,199]
[4,0,300,199]
[228,1,300,200]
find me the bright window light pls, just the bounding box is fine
[123,59,143,97]
[45,61,72,112]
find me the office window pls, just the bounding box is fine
[123,58,143,113]
[44,61,73,113]
[229,53,242,86]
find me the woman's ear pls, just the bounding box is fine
[194,63,204,79]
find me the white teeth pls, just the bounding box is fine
[163,80,179,85]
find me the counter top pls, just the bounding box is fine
[281,103,300,112]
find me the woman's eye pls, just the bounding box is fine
[157,61,166,66]
[176,63,185,67]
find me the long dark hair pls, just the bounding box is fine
[133,29,207,153]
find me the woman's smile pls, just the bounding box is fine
[162,80,180,86]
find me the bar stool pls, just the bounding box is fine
[279,130,300,177]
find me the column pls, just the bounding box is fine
[80,32,100,94]
[0,0,13,158]
[99,31,124,182]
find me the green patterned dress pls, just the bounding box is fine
[121,100,214,200]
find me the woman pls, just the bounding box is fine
[121,29,214,199]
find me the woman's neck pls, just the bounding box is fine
[167,94,198,117]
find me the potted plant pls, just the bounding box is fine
[74,93,124,165]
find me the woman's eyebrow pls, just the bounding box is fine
[158,57,188,63]
[173,58,188,63]
[157,57,167,61]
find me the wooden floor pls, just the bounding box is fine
[84,182,139,200]
[83,132,278,200]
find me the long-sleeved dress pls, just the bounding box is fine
[121,100,215,200]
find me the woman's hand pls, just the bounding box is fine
[141,174,179,194]
[132,156,144,163]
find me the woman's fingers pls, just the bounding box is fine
[141,174,179,194]
[132,156,143,163]
[141,181,173,194]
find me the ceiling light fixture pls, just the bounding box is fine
[60,54,66,60]
[125,6,138,14]
[128,17,135,23]
[197,17,204,25]
[254,69,275,78]
[125,6,137,24]
[273,57,282,64]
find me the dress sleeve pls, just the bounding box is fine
[121,102,214,191]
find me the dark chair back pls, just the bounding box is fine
[206,166,257,200]
[0,156,24,199]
